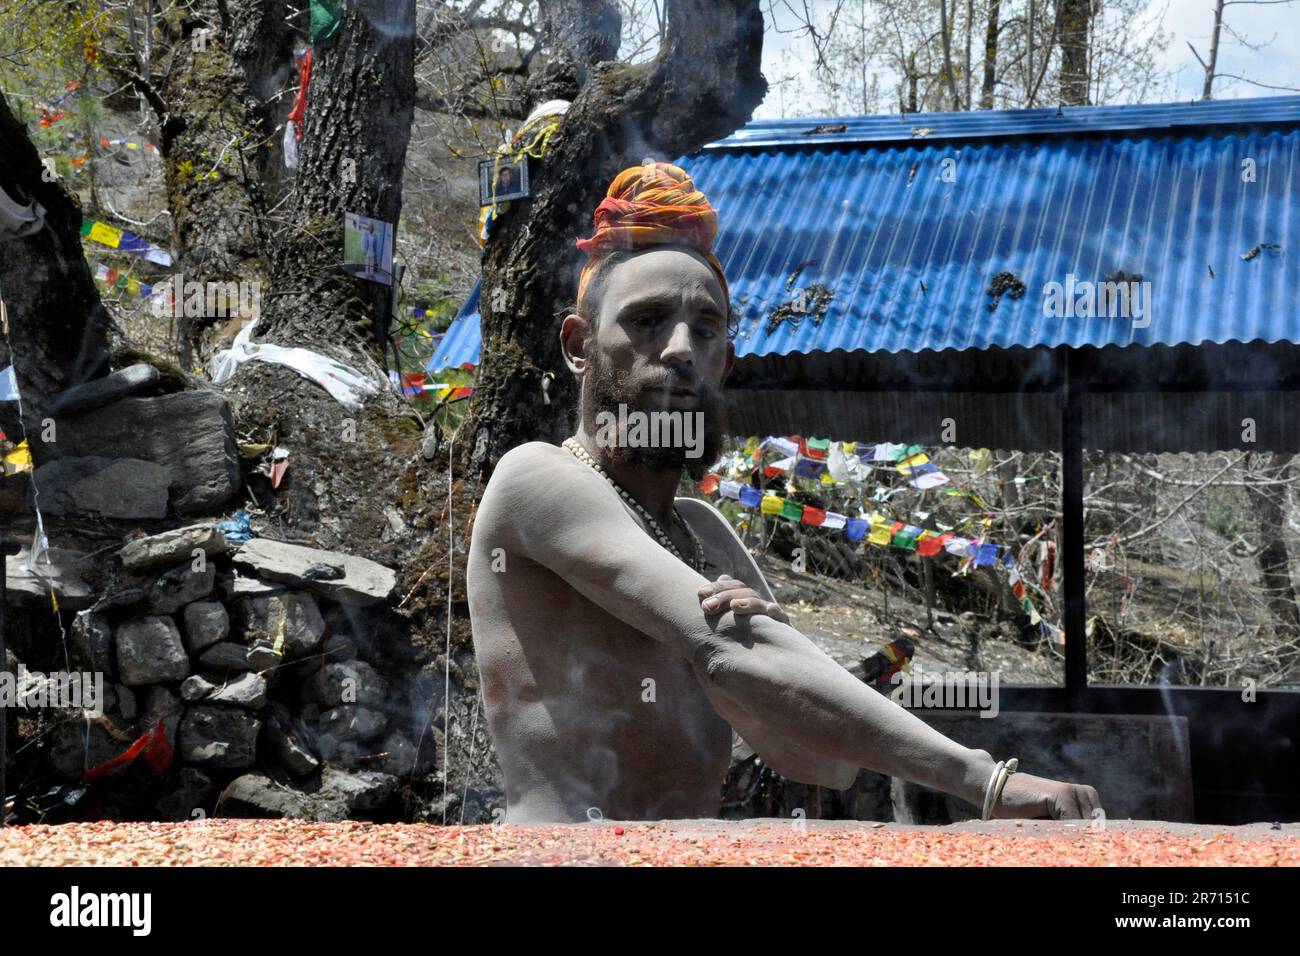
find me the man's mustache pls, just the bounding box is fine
[631,368,707,395]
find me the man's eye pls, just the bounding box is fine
[695,324,718,340]
[633,312,661,327]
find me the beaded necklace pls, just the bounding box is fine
[563,437,706,574]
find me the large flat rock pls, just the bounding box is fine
[118,523,228,572]
[115,616,191,686]
[231,539,397,606]
[4,544,94,611]
[46,363,160,417]
[30,456,170,519]
[46,390,239,513]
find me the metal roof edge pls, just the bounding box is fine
[703,95,1300,150]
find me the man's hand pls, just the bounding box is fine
[699,574,789,624]
[994,771,1102,820]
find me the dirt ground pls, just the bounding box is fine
[760,554,1062,685]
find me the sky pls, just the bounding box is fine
[752,0,1300,118]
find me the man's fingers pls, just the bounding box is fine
[1079,785,1102,818]
[1050,784,1096,820]
[699,573,783,618]
[704,590,759,611]
[699,575,743,598]
[702,589,783,617]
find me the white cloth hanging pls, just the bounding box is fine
[282,122,299,170]
[209,319,380,408]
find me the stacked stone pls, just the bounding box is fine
[47,525,437,821]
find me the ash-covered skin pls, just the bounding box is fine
[467,245,1101,824]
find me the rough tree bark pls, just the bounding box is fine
[457,0,767,480]
[1198,0,1226,100]
[1247,453,1300,643]
[147,0,289,367]
[1057,0,1092,106]
[0,93,110,445]
[213,0,421,556]
[102,0,298,368]
[937,0,961,110]
[979,0,1001,109]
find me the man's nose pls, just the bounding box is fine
[660,319,695,365]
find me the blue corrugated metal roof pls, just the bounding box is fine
[428,282,483,370]
[711,94,1300,148]
[430,95,1300,373]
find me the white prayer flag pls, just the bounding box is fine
[910,471,950,490]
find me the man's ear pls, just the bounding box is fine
[560,313,589,375]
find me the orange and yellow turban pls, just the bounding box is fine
[575,161,728,311]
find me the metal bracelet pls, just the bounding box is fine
[980,757,1020,821]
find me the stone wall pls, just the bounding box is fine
[11,524,445,822]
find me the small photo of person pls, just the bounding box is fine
[496,164,516,195]
[343,211,394,286]
[479,157,529,204]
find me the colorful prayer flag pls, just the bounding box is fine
[718,479,743,500]
[917,533,946,557]
[86,220,122,248]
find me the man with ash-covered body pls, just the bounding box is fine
[467,163,1101,824]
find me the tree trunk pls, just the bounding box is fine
[937,0,961,110]
[979,0,1000,109]
[963,0,974,109]
[458,0,767,478]
[1247,453,1300,641]
[0,92,110,445]
[906,51,920,113]
[154,2,283,367]
[211,0,420,555]
[1203,0,1225,100]
[1057,0,1091,106]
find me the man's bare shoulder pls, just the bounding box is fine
[496,439,571,469]
[477,441,591,539]
[489,441,580,490]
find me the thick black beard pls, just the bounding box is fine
[581,344,728,482]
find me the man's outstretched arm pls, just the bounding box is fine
[486,443,1087,815]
